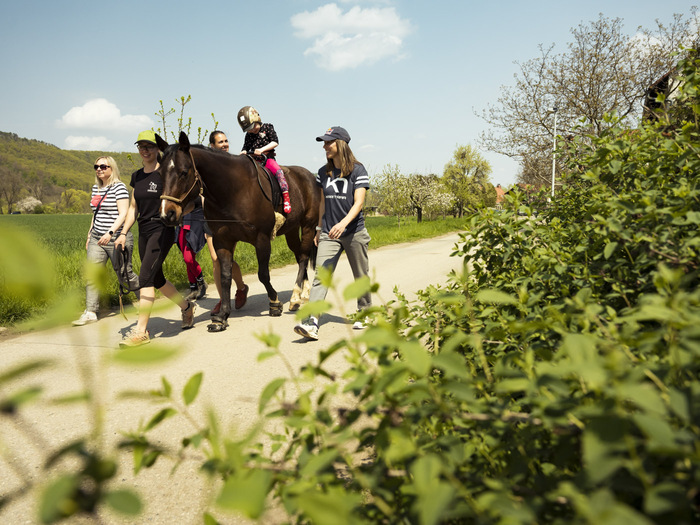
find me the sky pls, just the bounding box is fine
[0,0,697,187]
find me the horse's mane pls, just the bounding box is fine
[192,144,228,156]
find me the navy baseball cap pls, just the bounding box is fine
[316,126,351,143]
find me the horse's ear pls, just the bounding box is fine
[178,131,190,152]
[155,133,168,152]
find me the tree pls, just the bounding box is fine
[57,189,90,213]
[375,164,411,225]
[479,11,700,185]
[442,145,493,217]
[0,164,25,214]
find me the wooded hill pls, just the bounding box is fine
[0,131,142,211]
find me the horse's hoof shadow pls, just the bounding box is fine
[207,320,228,332]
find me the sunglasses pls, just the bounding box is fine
[94,164,111,171]
[137,144,157,151]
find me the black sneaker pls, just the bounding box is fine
[196,279,207,300]
[185,284,198,301]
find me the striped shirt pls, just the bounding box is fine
[90,181,130,235]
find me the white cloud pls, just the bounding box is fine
[291,3,412,71]
[64,135,115,151]
[58,98,152,131]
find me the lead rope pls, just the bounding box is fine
[117,244,132,321]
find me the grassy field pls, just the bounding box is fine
[0,214,467,327]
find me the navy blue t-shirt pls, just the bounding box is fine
[316,163,370,236]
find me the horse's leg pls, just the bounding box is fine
[208,244,232,332]
[255,236,282,316]
[284,229,310,312]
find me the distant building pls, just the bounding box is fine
[643,69,681,122]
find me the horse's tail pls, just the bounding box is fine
[310,242,317,271]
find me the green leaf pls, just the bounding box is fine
[113,345,178,364]
[633,414,676,450]
[256,350,277,362]
[258,378,286,414]
[495,377,531,394]
[398,341,431,377]
[105,489,142,516]
[384,428,417,465]
[616,383,666,415]
[216,469,272,519]
[411,455,442,492]
[603,241,618,259]
[432,348,470,380]
[296,300,332,320]
[39,475,78,524]
[296,487,362,525]
[0,359,53,385]
[668,388,689,422]
[203,512,221,525]
[182,372,203,406]
[161,376,172,398]
[415,482,456,525]
[644,482,687,515]
[475,289,518,305]
[582,417,628,484]
[343,276,371,301]
[0,386,43,413]
[300,449,338,477]
[144,408,177,432]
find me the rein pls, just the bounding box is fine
[160,148,203,205]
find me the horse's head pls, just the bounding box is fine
[158,131,201,226]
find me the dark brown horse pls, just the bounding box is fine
[156,132,321,332]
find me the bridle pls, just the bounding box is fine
[160,148,203,206]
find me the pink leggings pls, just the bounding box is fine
[177,227,202,283]
[265,158,289,192]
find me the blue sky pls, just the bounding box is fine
[0,0,696,187]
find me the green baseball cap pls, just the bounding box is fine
[135,130,157,145]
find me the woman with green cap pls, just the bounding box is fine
[114,130,196,346]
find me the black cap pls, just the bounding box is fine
[316,126,351,143]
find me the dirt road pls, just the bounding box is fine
[0,232,464,524]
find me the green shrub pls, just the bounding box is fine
[152,51,700,524]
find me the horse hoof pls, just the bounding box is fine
[269,301,283,317]
[207,321,228,332]
[289,302,300,312]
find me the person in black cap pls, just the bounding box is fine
[294,126,372,340]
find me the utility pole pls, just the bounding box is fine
[551,106,558,198]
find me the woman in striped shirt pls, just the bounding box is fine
[73,156,139,326]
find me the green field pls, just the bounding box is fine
[0,214,466,327]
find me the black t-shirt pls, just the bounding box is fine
[242,123,278,161]
[130,168,164,234]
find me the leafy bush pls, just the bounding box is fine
[144,52,700,524]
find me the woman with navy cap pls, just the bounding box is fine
[294,126,372,340]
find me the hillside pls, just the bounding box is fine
[0,131,142,209]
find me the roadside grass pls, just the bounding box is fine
[0,214,466,327]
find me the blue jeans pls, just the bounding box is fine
[309,228,372,312]
[85,231,139,312]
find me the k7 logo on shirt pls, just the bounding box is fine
[325,177,348,195]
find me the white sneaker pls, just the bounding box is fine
[73,311,97,326]
[352,321,366,330]
[294,316,319,340]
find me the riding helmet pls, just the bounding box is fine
[237,106,261,133]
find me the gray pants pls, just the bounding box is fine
[85,231,139,313]
[309,228,372,312]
